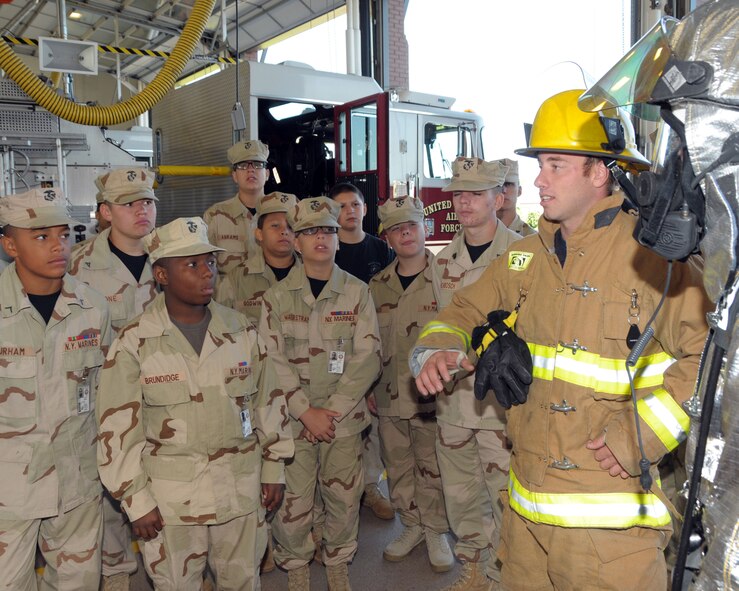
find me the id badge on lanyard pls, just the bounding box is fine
[328,337,346,374]
[240,394,253,438]
[77,367,91,414]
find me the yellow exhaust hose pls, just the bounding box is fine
[0,0,217,126]
[157,165,231,177]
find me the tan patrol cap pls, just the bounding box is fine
[227,139,269,165]
[290,197,341,233]
[378,196,425,229]
[257,192,298,220]
[100,168,158,205]
[94,174,106,204]
[501,158,520,185]
[144,217,224,265]
[442,158,509,192]
[0,187,75,229]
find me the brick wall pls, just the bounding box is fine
[387,0,409,90]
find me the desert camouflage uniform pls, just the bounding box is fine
[97,294,293,590]
[508,213,537,237]
[203,195,259,276]
[216,249,300,325]
[68,226,158,577]
[259,265,381,569]
[431,221,521,580]
[0,265,111,590]
[369,250,449,533]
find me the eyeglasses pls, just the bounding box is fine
[387,221,420,235]
[233,161,267,170]
[299,226,339,236]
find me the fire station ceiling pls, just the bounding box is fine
[0,0,345,83]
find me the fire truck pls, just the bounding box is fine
[152,60,484,247]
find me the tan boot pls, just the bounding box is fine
[311,525,323,565]
[102,574,130,591]
[260,535,275,574]
[361,483,394,520]
[287,565,310,591]
[440,561,491,591]
[425,530,454,573]
[326,563,352,591]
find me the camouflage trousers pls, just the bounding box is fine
[362,414,385,487]
[0,494,103,590]
[436,422,510,582]
[378,414,448,534]
[101,490,137,577]
[139,509,266,591]
[273,433,364,569]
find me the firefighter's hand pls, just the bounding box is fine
[299,407,341,442]
[586,435,629,479]
[416,351,474,396]
[132,507,164,540]
[262,483,285,512]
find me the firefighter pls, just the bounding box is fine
[259,197,381,591]
[496,159,536,237]
[204,139,270,276]
[0,188,111,589]
[412,89,711,590]
[369,196,452,572]
[579,2,738,586]
[68,168,159,590]
[430,157,521,591]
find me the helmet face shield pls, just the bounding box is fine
[578,18,678,121]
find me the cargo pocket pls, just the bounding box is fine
[141,382,191,445]
[0,441,32,508]
[63,348,105,415]
[0,354,37,423]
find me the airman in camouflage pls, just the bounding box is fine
[0,187,111,590]
[204,139,270,276]
[68,168,159,588]
[369,196,452,573]
[97,217,293,591]
[215,191,299,324]
[430,158,522,590]
[259,197,381,591]
[496,159,536,237]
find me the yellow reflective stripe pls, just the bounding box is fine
[508,469,671,528]
[418,321,471,350]
[637,388,690,451]
[528,343,675,395]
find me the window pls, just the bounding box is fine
[423,122,471,179]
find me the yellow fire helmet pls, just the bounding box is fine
[515,89,650,172]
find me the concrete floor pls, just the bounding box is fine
[129,491,461,591]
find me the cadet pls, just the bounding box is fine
[0,187,111,589]
[259,197,381,591]
[495,159,536,237]
[216,191,299,324]
[413,90,710,589]
[330,181,395,520]
[97,217,293,590]
[431,158,521,591]
[369,196,452,572]
[68,167,159,590]
[204,139,270,276]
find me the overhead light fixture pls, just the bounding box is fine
[69,10,82,19]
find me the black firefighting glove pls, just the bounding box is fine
[470,310,533,408]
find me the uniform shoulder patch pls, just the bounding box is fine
[508,251,533,271]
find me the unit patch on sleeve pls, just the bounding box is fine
[508,251,533,271]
